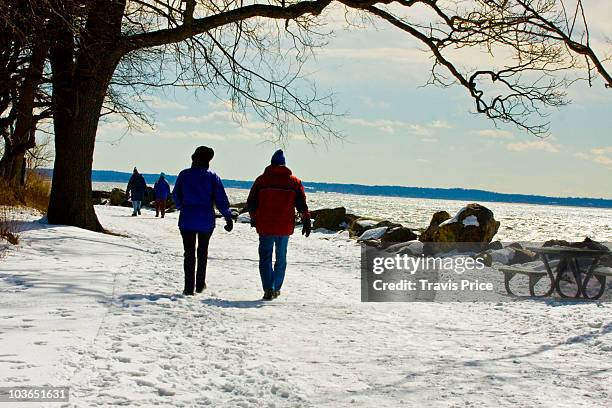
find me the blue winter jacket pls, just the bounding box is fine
[172,166,232,232]
[127,173,147,201]
[154,177,171,200]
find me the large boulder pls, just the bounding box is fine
[110,188,127,206]
[312,207,346,231]
[381,227,418,243]
[420,203,501,254]
[419,211,451,242]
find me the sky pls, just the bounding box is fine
[94,2,612,199]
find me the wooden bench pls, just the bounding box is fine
[498,267,553,297]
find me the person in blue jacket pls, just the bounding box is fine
[153,172,171,218]
[126,167,147,216]
[172,146,233,296]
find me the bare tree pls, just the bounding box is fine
[0,1,53,187]
[32,0,610,231]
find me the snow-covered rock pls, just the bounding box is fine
[236,213,251,223]
[357,226,388,241]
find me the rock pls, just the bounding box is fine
[349,219,379,237]
[92,190,111,200]
[360,239,381,248]
[381,227,418,243]
[110,188,127,206]
[489,248,515,265]
[573,237,610,251]
[357,226,388,241]
[144,186,155,207]
[374,220,402,229]
[312,207,346,231]
[507,242,523,250]
[542,237,609,251]
[231,202,247,211]
[430,211,452,227]
[165,195,176,212]
[419,211,451,242]
[509,248,538,265]
[487,240,503,250]
[385,240,424,256]
[542,239,571,248]
[475,252,493,267]
[420,203,501,254]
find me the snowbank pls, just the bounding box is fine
[0,205,610,407]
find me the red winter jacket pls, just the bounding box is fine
[247,165,310,236]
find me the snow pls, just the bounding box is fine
[236,213,251,223]
[462,215,479,227]
[355,219,378,228]
[439,206,467,227]
[1,205,611,407]
[357,226,387,241]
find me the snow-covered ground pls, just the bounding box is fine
[0,205,610,407]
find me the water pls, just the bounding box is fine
[93,182,612,242]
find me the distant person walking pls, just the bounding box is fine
[126,167,147,217]
[247,149,311,301]
[154,172,171,218]
[172,146,233,296]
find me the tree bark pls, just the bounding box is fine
[47,62,120,232]
[46,0,125,231]
[0,152,27,186]
[0,39,48,186]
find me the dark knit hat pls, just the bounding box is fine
[192,146,214,165]
[271,149,286,166]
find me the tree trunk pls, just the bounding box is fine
[0,151,26,186]
[0,39,48,187]
[46,69,116,232]
[46,0,126,232]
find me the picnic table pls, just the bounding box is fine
[499,246,612,299]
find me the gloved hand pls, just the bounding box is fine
[224,218,234,232]
[302,217,311,238]
[250,217,256,228]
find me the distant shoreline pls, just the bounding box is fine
[44,169,612,209]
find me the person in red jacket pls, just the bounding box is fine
[247,149,311,300]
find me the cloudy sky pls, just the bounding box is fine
[95,2,612,199]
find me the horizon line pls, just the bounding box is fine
[83,168,612,203]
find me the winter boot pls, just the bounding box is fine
[196,283,207,294]
[262,289,274,301]
[272,290,281,299]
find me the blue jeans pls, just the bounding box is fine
[132,200,142,215]
[258,235,289,291]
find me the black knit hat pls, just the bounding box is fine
[192,146,214,166]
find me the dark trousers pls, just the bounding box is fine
[180,231,212,294]
[155,199,166,217]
